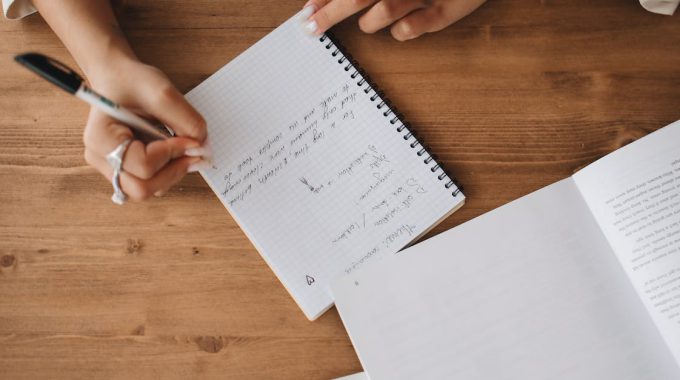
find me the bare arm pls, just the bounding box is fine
[31,0,135,82]
[31,0,209,201]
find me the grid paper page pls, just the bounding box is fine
[186,12,464,320]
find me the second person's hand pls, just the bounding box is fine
[301,0,487,41]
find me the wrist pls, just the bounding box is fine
[75,20,138,85]
[83,47,139,90]
[31,0,138,87]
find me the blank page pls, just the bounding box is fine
[333,372,369,380]
[185,13,464,320]
[333,179,679,379]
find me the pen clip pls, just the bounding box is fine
[15,52,84,94]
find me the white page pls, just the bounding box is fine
[333,179,679,380]
[332,372,369,380]
[185,13,463,320]
[573,120,680,362]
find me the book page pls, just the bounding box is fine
[573,120,680,363]
[185,13,463,320]
[333,179,679,380]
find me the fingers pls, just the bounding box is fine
[83,111,134,154]
[303,0,488,41]
[123,137,205,180]
[391,0,487,41]
[85,148,204,202]
[389,10,430,41]
[304,0,378,35]
[302,0,331,13]
[83,111,205,180]
[138,76,208,142]
[358,0,426,34]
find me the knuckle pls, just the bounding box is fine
[126,181,153,202]
[431,4,445,17]
[314,9,331,28]
[136,161,156,180]
[381,1,399,18]
[351,0,373,7]
[188,115,208,140]
[152,84,177,107]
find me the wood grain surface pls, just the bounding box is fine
[1,0,679,378]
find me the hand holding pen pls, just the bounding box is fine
[16,53,211,204]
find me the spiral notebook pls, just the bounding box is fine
[185,12,465,320]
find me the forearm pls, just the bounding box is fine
[31,0,137,84]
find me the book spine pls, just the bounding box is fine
[319,33,462,197]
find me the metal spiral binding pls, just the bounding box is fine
[319,33,462,197]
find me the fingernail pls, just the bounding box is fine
[187,160,210,173]
[303,20,319,35]
[154,190,166,197]
[185,146,211,158]
[299,4,316,21]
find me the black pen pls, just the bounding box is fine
[15,52,173,140]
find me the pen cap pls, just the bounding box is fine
[15,52,83,94]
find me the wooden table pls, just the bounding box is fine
[1,0,678,378]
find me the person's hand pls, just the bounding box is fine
[301,0,487,41]
[83,57,209,201]
[31,0,210,203]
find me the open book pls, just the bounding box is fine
[333,120,680,379]
[185,13,464,320]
